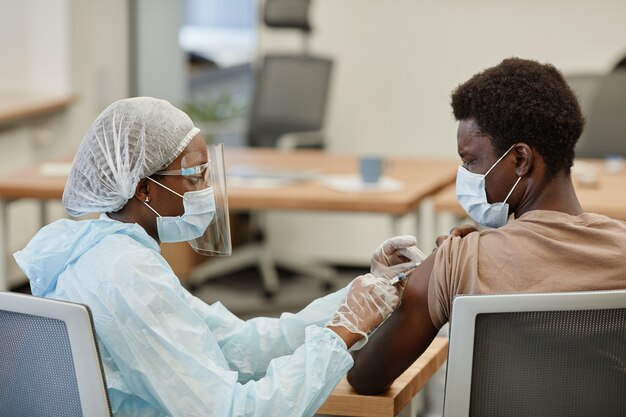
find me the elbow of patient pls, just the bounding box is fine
[346,368,390,395]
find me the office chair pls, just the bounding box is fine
[247,0,333,150]
[575,69,626,158]
[247,54,333,149]
[443,290,626,417]
[0,291,112,417]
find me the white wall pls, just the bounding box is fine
[260,0,626,264]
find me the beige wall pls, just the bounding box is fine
[261,0,626,157]
[135,0,187,105]
[0,0,70,94]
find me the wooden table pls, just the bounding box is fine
[0,148,458,290]
[225,149,457,214]
[433,159,626,221]
[318,337,449,417]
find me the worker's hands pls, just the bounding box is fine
[327,273,401,349]
[371,235,425,279]
[435,224,478,247]
[328,237,425,349]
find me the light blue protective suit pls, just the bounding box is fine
[14,216,352,417]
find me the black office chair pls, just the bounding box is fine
[0,291,112,417]
[247,0,333,149]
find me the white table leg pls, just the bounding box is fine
[418,198,435,252]
[391,215,403,236]
[397,390,425,416]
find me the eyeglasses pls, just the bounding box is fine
[154,162,209,177]
[154,163,210,187]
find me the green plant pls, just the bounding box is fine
[183,92,248,122]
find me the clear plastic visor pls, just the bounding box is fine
[156,143,231,256]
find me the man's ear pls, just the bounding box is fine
[134,178,151,203]
[513,143,533,177]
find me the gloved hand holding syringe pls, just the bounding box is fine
[371,235,426,285]
[325,236,424,351]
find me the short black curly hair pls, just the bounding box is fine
[451,57,585,177]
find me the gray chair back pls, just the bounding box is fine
[443,290,626,417]
[264,0,312,31]
[0,291,111,417]
[247,54,332,148]
[576,69,626,158]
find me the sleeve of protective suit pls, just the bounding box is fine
[185,286,348,382]
[92,248,352,417]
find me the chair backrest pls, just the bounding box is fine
[0,291,112,417]
[264,0,312,31]
[443,290,626,417]
[575,69,626,158]
[247,54,333,148]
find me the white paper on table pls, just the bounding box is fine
[40,162,73,177]
[227,166,318,189]
[227,176,300,189]
[318,175,404,193]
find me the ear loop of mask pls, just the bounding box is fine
[146,176,184,198]
[502,176,522,204]
[142,177,184,218]
[485,143,522,204]
[484,143,517,177]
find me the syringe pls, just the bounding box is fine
[389,267,417,285]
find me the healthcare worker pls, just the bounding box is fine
[14,97,418,417]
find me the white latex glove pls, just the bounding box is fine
[326,273,401,350]
[371,235,426,279]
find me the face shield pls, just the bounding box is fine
[155,143,231,256]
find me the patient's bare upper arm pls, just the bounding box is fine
[347,251,440,394]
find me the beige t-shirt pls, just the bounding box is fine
[428,210,626,328]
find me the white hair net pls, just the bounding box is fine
[63,97,200,217]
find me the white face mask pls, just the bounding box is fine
[455,144,522,228]
[144,178,216,243]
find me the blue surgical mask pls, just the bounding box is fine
[455,144,522,228]
[144,178,216,243]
